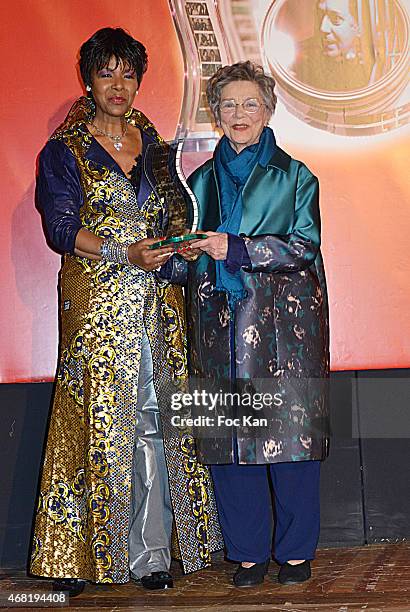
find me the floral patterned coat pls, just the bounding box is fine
[171,144,330,465]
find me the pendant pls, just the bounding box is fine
[113,142,122,151]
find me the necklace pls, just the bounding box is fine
[91,121,128,151]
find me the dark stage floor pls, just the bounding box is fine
[1,544,409,611]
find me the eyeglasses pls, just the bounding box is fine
[219,98,265,115]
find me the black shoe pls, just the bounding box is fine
[278,560,311,585]
[52,578,86,597]
[140,571,173,590]
[233,560,270,587]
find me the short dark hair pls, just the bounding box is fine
[79,27,148,87]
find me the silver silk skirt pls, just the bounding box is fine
[128,327,173,579]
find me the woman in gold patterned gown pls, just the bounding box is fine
[30,27,222,596]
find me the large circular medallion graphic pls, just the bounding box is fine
[262,0,410,135]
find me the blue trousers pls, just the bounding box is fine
[211,459,321,565]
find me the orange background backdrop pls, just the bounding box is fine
[0,0,409,382]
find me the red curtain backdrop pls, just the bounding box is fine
[0,0,409,381]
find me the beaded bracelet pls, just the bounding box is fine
[100,238,130,265]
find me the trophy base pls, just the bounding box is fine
[149,233,208,250]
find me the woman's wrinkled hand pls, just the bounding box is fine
[127,237,174,271]
[189,231,228,260]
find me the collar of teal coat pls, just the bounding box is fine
[190,146,295,236]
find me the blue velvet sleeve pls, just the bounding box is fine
[224,233,251,273]
[37,140,83,254]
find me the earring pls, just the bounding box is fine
[86,85,91,92]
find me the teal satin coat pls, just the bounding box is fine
[179,145,330,465]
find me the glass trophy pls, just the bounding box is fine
[145,139,205,247]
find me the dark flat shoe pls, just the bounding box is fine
[140,571,173,590]
[233,559,270,587]
[278,560,311,585]
[52,578,86,597]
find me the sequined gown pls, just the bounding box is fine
[30,97,222,583]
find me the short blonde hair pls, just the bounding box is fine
[206,61,277,124]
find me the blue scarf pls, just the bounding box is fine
[214,126,276,309]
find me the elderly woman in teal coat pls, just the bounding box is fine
[168,61,329,587]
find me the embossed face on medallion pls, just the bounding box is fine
[318,0,359,59]
[219,81,271,153]
[90,57,139,119]
[262,0,410,135]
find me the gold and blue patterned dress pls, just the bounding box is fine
[30,97,222,583]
